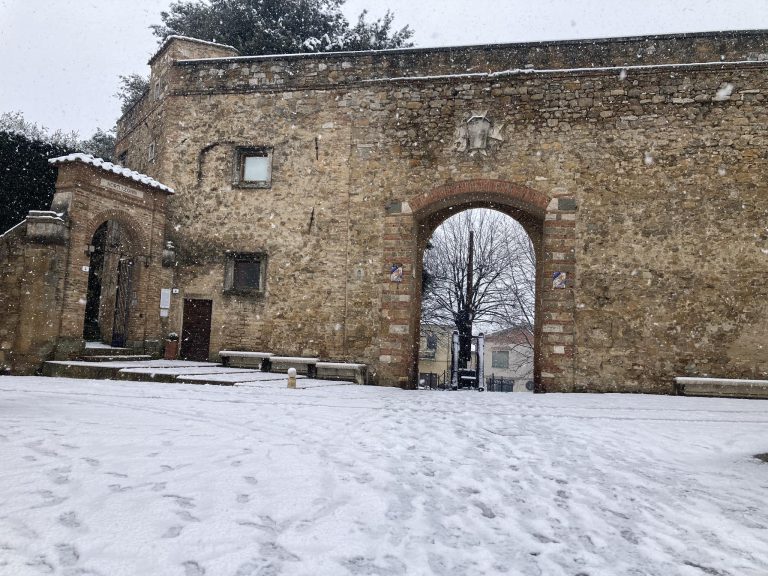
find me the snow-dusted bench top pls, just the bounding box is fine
[270,356,319,365]
[675,377,768,385]
[219,350,273,358]
[316,362,366,370]
[219,350,273,369]
[675,377,768,398]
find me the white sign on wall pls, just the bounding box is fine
[160,288,171,309]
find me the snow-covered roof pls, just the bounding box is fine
[48,153,175,194]
[149,35,238,64]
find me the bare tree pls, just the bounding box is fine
[421,209,536,366]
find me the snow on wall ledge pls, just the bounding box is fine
[48,153,175,194]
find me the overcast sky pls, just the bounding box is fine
[1,0,767,137]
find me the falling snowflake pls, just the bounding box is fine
[714,83,733,101]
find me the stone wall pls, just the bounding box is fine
[113,32,768,391]
[0,214,69,372]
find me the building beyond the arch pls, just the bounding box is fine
[2,31,767,392]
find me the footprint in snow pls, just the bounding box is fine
[472,500,496,519]
[162,525,183,538]
[81,457,100,467]
[532,533,558,544]
[164,494,196,509]
[243,476,258,485]
[34,490,68,509]
[25,440,58,457]
[25,555,54,574]
[48,466,71,485]
[182,560,205,575]
[236,494,250,504]
[56,543,79,566]
[105,471,128,478]
[342,555,406,575]
[260,541,300,562]
[620,529,640,545]
[175,510,200,523]
[58,511,82,529]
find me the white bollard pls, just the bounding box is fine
[287,367,297,389]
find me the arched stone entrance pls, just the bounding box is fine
[48,155,172,361]
[380,179,576,392]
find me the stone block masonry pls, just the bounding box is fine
[103,30,768,390]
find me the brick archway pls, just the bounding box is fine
[379,179,576,392]
[410,179,550,220]
[81,209,151,257]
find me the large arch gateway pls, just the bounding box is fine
[391,180,566,390]
[2,31,767,392]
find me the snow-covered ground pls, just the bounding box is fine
[1,376,767,576]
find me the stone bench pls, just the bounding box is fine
[219,350,273,370]
[674,377,768,399]
[316,362,367,385]
[269,356,319,377]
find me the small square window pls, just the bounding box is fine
[234,147,272,188]
[224,252,266,294]
[491,350,509,369]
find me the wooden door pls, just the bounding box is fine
[181,299,212,361]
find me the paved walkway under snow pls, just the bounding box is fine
[0,376,767,575]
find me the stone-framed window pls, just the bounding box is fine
[148,142,156,161]
[224,252,267,295]
[491,350,509,369]
[233,146,272,188]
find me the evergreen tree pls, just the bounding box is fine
[0,112,116,234]
[0,131,72,234]
[116,74,150,115]
[150,0,413,55]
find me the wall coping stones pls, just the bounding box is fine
[177,29,768,66]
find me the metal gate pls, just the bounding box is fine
[111,258,133,348]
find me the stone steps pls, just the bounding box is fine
[42,360,317,387]
[82,344,140,357]
[675,377,768,399]
[79,355,153,362]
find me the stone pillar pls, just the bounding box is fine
[12,212,71,371]
[377,206,418,387]
[539,197,577,391]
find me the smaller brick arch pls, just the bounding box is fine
[81,209,151,256]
